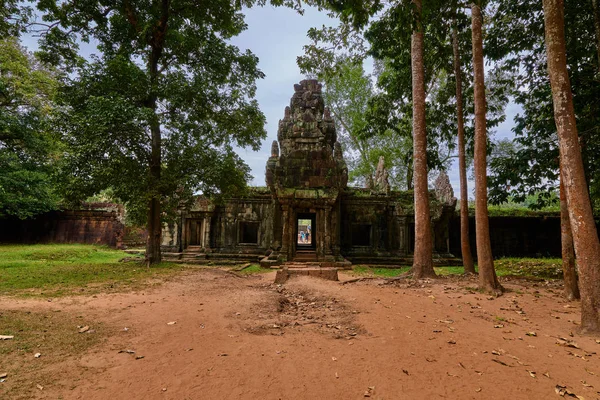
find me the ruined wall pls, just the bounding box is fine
[209,196,275,254]
[0,209,124,247]
[449,215,562,258]
[340,192,405,257]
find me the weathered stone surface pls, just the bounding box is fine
[162,80,459,267]
[434,171,457,207]
[275,267,339,283]
[373,156,390,194]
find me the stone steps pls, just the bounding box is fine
[275,266,339,284]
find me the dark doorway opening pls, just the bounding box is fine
[188,220,202,246]
[296,212,316,250]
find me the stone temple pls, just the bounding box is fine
[161,80,458,268]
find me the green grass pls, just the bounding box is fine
[237,264,270,274]
[352,258,563,280]
[0,244,184,297]
[494,257,562,279]
[352,265,411,277]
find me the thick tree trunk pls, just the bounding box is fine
[146,110,162,265]
[560,169,580,300]
[452,23,475,274]
[411,0,436,279]
[543,0,600,333]
[471,3,501,293]
[144,5,169,266]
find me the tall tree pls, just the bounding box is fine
[38,1,269,264]
[543,0,600,333]
[452,13,475,274]
[411,0,436,278]
[471,1,501,292]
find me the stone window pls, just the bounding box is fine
[351,224,371,246]
[239,222,259,244]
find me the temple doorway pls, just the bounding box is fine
[187,219,203,246]
[296,212,316,250]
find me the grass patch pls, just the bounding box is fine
[434,266,465,276]
[0,244,185,297]
[237,264,270,274]
[0,309,106,399]
[494,258,562,280]
[352,265,411,277]
[352,259,563,280]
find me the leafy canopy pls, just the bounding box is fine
[0,37,60,219]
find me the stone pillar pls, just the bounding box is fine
[397,216,407,255]
[324,206,333,256]
[281,204,290,261]
[331,202,340,257]
[181,215,187,250]
[203,215,211,251]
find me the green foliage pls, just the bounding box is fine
[36,0,269,227]
[0,1,31,37]
[487,0,600,211]
[299,1,510,189]
[0,38,60,219]
[0,244,183,297]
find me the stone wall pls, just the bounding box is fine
[449,215,562,258]
[0,208,124,247]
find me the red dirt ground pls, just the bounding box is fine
[2,269,600,400]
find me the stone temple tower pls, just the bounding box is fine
[265,79,348,265]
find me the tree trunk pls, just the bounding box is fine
[452,22,475,274]
[144,4,170,266]
[543,0,600,333]
[471,2,501,293]
[411,0,436,279]
[560,168,580,300]
[146,107,162,265]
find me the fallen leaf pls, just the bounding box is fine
[459,362,466,369]
[580,381,592,388]
[555,384,585,399]
[543,372,551,378]
[492,359,511,367]
[584,368,595,375]
[402,369,409,375]
[556,338,580,349]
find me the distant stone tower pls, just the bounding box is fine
[266,79,348,190]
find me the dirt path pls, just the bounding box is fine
[2,269,599,400]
